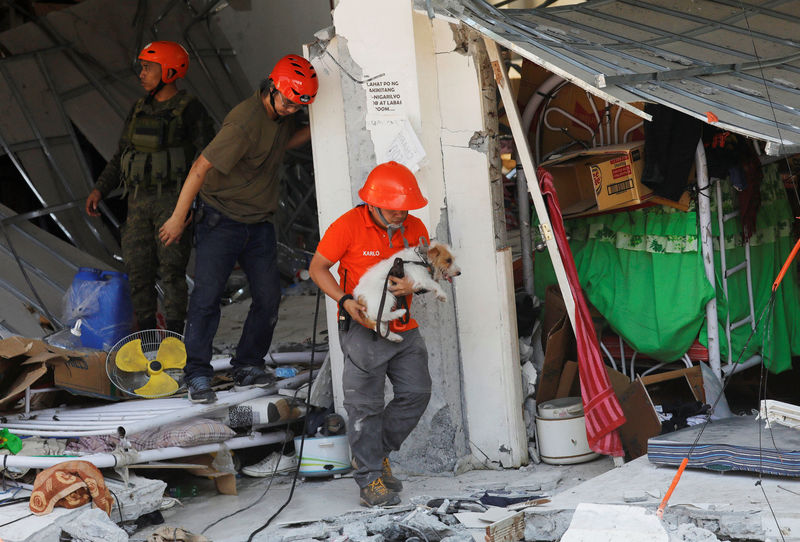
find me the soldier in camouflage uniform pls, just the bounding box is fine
[86,41,214,333]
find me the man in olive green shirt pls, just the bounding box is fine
[159,54,319,403]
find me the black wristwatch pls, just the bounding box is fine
[338,294,354,312]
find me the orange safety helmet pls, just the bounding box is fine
[138,41,189,84]
[358,161,428,210]
[269,54,318,105]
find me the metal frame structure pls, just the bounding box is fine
[447,0,800,155]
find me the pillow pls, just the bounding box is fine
[130,418,236,449]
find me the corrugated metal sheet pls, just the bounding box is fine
[439,0,800,155]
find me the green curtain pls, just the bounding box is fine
[534,163,800,373]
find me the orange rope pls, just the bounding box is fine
[657,457,688,518]
[772,235,800,292]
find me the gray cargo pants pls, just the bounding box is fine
[341,324,431,488]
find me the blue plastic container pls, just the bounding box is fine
[66,267,134,350]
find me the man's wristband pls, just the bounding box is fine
[338,294,354,312]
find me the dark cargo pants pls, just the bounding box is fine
[122,191,190,324]
[340,324,431,488]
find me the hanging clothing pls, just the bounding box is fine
[538,166,625,457]
[641,103,703,201]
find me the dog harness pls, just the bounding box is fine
[373,238,432,341]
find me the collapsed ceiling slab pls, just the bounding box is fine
[434,0,800,155]
[0,201,112,337]
[0,0,252,263]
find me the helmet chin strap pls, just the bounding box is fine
[268,88,287,123]
[146,80,166,104]
[375,207,409,248]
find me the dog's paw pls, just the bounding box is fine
[436,293,447,302]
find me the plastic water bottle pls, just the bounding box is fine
[45,319,84,350]
[275,367,298,378]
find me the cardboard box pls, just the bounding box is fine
[542,142,652,215]
[53,350,121,401]
[0,336,119,407]
[608,365,704,460]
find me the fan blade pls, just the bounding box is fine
[116,339,149,372]
[134,372,179,397]
[156,336,187,369]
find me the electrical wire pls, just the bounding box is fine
[246,287,322,542]
[199,429,294,534]
[733,2,799,210]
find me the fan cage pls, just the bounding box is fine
[106,329,186,399]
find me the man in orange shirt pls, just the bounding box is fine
[309,161,432,507]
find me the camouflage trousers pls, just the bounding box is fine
[121,190,190,324]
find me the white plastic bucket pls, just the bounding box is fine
[536,397,599,465]
[293,435,352,477]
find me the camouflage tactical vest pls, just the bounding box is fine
[119,93,196,197]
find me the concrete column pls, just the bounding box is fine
[308,0,526,471]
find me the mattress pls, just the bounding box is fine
[647,415,800,477]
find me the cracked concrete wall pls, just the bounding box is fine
[308,0,526,472]
[434,19,527,467]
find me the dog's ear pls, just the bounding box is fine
[427,244,440,258]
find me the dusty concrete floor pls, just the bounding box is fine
[130,455,617,541]
[214,282,328,356]
[130,290,624,541]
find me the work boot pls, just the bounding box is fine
[360,477,400,507]
[381,457,403,492]
[233,366,275,391]
[186,375,217,404]
[165,319,185,335]
[351,457,403,492]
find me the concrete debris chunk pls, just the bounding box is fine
[107,475,168,522]
[342,521,368,542]
[440,535,476,542]
[667,523,721,542]
[60,508,128,542]
[560,503,668,542]
[278,523,328,541]
[622,490,647,503]
[365,515,396,535]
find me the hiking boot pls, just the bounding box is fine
[381,457,403,492]
[351,457,403,492]
[186,376,217,404]
[233,366,275,391]
[241,452,298,477]
[360,477,400,507]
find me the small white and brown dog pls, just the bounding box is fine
[353,241,461,342]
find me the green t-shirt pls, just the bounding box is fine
[200,91,294,223]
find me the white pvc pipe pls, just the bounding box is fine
[613,106,623,144]
[696,140,722,379]
[585,91,603,146]
[544,108,597,148]
[0,431,288,469]
[529,77,567,164]
[4,372,314,437]
[518,74,565,297]
[209,350,322,372]
[622,122,644,143]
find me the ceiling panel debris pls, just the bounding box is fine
[435,0,800,155]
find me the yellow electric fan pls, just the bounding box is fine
[106,330,187,398]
